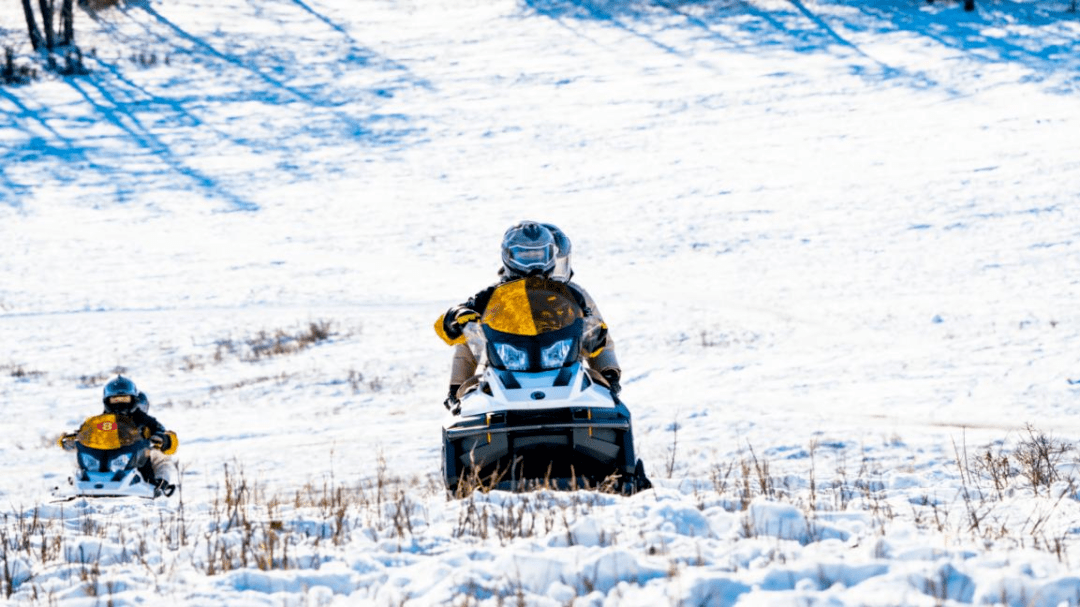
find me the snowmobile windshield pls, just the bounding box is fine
[482,276,582,336]
[74,414,149,475]
[481,277,583,371]
[76,414,145,450]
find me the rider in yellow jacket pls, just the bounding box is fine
[435,221,622,412]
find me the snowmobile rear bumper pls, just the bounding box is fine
[443,405,650,495]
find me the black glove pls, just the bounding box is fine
[443,386,461,415]
[154,478,176,497]
[445,307,479,339]
[601,369,622,395]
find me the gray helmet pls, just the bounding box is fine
[501,221,557,278]
[541,223,572,282]
[103,375,139,414]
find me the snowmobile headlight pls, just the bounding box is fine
[108,453,132,472]
[494,343,529,371]
[540,338,573,369]
[79,452,99,471]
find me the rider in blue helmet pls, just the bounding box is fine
[61,375,179,495]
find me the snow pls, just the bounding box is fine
[2,0,1080,604]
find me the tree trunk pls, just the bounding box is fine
[38,0,55,50]
[60,0,75,46]
[21,0,45,51]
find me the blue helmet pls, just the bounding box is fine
[136,391,150,413]
[102,375,139,414]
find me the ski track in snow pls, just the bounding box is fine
[2,0,1080,605]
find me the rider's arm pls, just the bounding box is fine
[435,285,497,345]
[569,282,620,374]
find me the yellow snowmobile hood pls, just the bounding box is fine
[75,414,144,450]
[482,277,582,336]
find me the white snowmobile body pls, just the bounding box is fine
[442,277,651,495]
[68,462,158,499]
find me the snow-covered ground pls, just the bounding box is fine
[2,0,1080,604]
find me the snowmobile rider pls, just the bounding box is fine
[434,221,622,413]
[59,375,179,495]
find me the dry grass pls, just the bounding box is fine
[77,369,123,389]
[220,320,336,362]
[4,426,1080,602]
[177,320,344,374]
[0,364,45,380]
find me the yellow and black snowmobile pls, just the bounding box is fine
[440,277,651,495]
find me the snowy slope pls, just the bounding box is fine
[2,0,1080,605]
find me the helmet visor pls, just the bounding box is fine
[506,243,555,272]
[105,395,135,413]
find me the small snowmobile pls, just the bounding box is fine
[441,277,651,495]
[55,413,174,500]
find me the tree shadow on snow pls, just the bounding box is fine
[853,0,1080,92]
[0,89,82,209]
[521,0,1080,93]
[0,0,429,210]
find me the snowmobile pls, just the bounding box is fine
[55,413,175,500]
[442,276,651,495]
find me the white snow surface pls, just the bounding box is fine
[2,0,1080,605]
